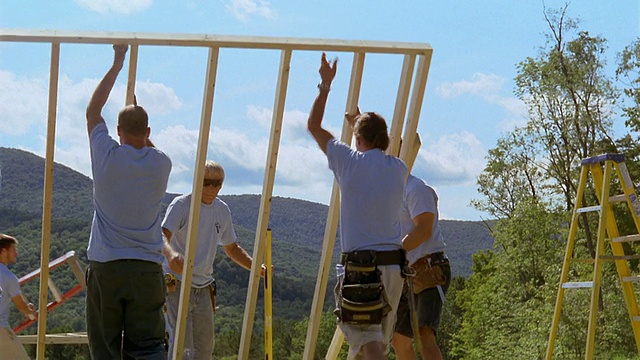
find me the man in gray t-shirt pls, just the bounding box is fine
[392,174,451,360]
[85,45,171,360]
[162,160,258,359]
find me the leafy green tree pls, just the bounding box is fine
[617,39,640,133]
[472,129,545,219]
[466,5,640,359]
[452,200,566,359]
[475,5,618,221]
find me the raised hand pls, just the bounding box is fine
[319,52,337,85]
[112,44,128,69]
[344,106,361,127]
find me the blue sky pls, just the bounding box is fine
[0,1,638,220]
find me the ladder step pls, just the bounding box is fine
[562,281,593,289]
[576,205,601,213]
[600,254,640,261]
[609,194,627,202]
[612,234,640,243]
[634,316,640,322]
[623,276,640,283]
[572,258,595,264]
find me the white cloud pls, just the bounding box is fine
[152,107,334,204]
[0,70,184,180]
[153,125,200,176]
[437,73,504,98]
[0,70,48,135]
[75,0,153,14]
[246,105,272,128]
[437,72,527,132]
[225,0,277,21]
[412,131,486,186]
[134,81,183,115]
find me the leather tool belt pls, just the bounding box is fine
[410,252,448,294]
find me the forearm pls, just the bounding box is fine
[402,227,432,251]
[308,88,330,133]
[87,65,122,118]
[226,245,253,271]
[307,88,334,152]
[402,212,435,251]
[13,295,35,317]
[162,240,175,259]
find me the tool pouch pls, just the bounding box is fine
[164,273,177,293]
[410,256,447,294]
[335,250,388,325]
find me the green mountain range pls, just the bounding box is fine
[0,146,494,350]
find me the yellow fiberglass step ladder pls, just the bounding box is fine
[545,153,640,360]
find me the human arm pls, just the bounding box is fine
[307,52,338,154]
[223,243,266,276]
[86,44,128,136]
[162,227,184,274]
[402,211,435,251]
[12,294,36,320]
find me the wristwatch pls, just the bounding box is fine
[318,82,331,91]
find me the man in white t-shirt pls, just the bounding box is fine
[0,234,36,360]
[307,52,407,360]
[392,174,451,360]
[85,45,172,359]
[162,160,258,360]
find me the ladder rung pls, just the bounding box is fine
[576,205,601,213]
[48,278,63,303]
[612,234,640,243]
[623,276,640,283]
[634,316,640,322]
[600,254,640,261]
[609,194,627,202]
[572,258,595,264]
[562,281,593,288]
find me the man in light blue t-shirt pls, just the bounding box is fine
[162,160,258,360]
[307,53,407,360]
[85,45,172,360]
[0,234,36,360]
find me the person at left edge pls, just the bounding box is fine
[0,234,36,360]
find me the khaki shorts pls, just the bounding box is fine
[0,327,30,360]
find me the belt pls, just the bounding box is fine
[425,251,447,260]
[413,251,448,267]
[340,249,406,267]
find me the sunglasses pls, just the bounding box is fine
[203,178,223,187]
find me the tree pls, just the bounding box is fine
[451,201,567,359]
[617,39,640,133]
[472,129,545,219]
[464,4,639,359]
[474,4,619,220]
